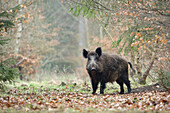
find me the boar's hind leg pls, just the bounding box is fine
[123,79,131,93]
[100,82,106,94]
[116,78,124,94]
[120,70,131,93]
[91,79,99,94]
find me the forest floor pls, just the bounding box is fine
[0,76,169,113]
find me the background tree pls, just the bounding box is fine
[66,0,169,87]
[0,1,23,88]
[1,0,86,81]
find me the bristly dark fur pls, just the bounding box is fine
[83,47,135,94]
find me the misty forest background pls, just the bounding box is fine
[0,0,169,112]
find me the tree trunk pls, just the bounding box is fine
[100,26,103,40]
[78,17,87,50]
[15,0,22,54]
[85,18,89,48]
[136,52,142,79]
[78,16,87,69]
[138,52,156,84]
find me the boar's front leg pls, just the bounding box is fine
[100,81,106,94]
[91,79,99,94]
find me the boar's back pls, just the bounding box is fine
[99,54,128,83]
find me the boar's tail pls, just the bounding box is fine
[128,62,136,82]
[128,62,135,73]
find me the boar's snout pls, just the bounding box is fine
[86,63,98,72]
[91,67,96,71]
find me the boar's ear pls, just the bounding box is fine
[95,47,102,57]
[83,49,88,58]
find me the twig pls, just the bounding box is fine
[104,27,114,42]
[15,59,25,66]
[91,0,114,11]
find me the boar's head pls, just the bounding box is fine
[83,47,103,73]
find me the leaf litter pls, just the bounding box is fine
[0,82,169,112]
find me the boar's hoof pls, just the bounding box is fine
[100,91,104,94]
[128,88,131,94]
[92,92,97,95]
[119,92,124,94]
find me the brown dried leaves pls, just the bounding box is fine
[0,85,169,112]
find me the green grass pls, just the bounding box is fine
[1,72,158,95]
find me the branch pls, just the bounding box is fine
[15,59,25,66]
[138,52,156,84]
[66,0,110,11]
[91,0,114,11]
[104,27,114,42]
[139,7,170,17]
[160,75,170,91]
[96,16,114,41]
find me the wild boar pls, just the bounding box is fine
[83,47,135,94]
